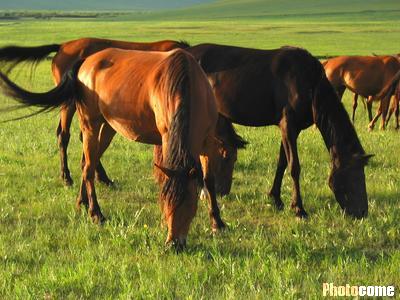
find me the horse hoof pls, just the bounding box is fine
[295,208,308,219]
[62,176,73,186]
[91,212,106,224]
[268,193,284,211]
[212,220,227,233]
[165,239,186,254]
[96,176,114,187]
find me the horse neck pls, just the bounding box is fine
[313,77,365,164]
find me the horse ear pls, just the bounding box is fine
[154,163,178,179]
[353,153,374,166]
[360,154,374,165]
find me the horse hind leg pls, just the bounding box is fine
[268,142,286,210]
[57,104,76,186]
[79,129,114,186]
[280,107,307,218]
[77,116,105,223]
[368,97,381,131]
[395,95,399,130]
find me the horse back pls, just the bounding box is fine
[51,38,186,84]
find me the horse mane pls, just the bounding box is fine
[312,62,365,161]
[159,50,197,212]
[178,40,191,49]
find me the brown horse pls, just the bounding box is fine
[183,44,371,218]
[0,48,227,250]
[323,55,400,130]
[0,38,190,186]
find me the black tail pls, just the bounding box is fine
[378,70,400,101]
[0,44,60,74]
[0,59,83,120]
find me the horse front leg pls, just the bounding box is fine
[268,142,286,210]
[367,97,373,122]
[280,108,307,218]
[57,104,76,186]
[95,123,116,186]
[200,148,226,232]
[352,93,358,123]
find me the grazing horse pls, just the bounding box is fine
[0,38,190,186]
[0,48,226,250]
[323,55,400,130]
[183,44,371,218]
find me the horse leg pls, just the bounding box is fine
[395,96,399,130]
[200,154,226,232]
[379,95,390,130]
[280,107,306,218]
[386,96,395,127]
[77,118,105,223]
[79,129,113,186]
[57,104,76,186]
[268,143,286,210]
[352,93,358,123]
[97,123,116,175]
[335,86,346,101]
[95,124,115,186]
[368,97,381,131]
[367,98,373,122]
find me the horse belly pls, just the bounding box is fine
[105,117,161,145]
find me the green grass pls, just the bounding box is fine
[0,7,399,299]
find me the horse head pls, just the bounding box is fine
[328,148,373,218]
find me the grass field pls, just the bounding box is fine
[0,3,400,299]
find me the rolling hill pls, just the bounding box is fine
[132,0,400,20]
[0,0,213,11]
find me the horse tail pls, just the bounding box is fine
[160,50,197,212]
[0,59,84,120]
[377,70,400,101]
[0,44,60,74]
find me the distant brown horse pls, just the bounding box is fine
[0,38,190,186]
[183,44,371,218]
[0,48,230,250]
[323,55,400,130]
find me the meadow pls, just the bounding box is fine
[0,6,399,299]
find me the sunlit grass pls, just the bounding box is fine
[0,14,399,299]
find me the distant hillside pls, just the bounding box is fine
[129,0,400,20]
[0,0,213,11]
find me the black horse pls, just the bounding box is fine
[183,44,371,218]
